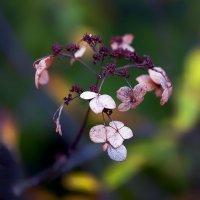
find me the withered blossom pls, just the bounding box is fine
[34,55,54,89]
[89,121,133,161]
[116,84,146,112]
[136,67,172,105]
[80,91,116,114]
[111,33,135,52]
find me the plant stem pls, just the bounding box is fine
[59,53,97,76]
[14,106,91,196]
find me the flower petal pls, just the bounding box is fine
[160,87,172,105]
[89,97,104,114]
[109,121,124,130]
[107,145,127,161]
[148,67,166,86]
[80,91,97,100]
[119,126,133,139]
[106,127,124,148]
[132,84,147,101]
[131,99,144,109]
[136,75,157,92]
[89,125,107,143]
[74,46,86,58]
[35,69,49,89]
[123,34,134,45]
[118,102,131,112]
[116,86,132,103]
[98,95,116,110]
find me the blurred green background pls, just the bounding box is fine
[1,0,200,199]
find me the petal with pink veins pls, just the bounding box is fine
[116,86,131,102]
[109,121,124,130]
[89,125,107,143]
[106,127,124,148]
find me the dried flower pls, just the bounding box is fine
[89,121,133,161]
[117,85,146,111]
[111,34,135,52]
[80,91,116,114]
[136,67,172,105]
[34,55,54,89]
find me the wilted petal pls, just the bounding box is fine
[98,94,116,110]
[116,86,132,102]
[74,46,86,58]
[148,67,167,86]
[80,91,97,100]
[132,84,147,101]
[55,118,62,136]
[107,145,127,161]
[89,125,107,143]
[35,69,49,89]
[53,105,64,136]
[119,126,133,139]
[109,121,124,130]
[136,75,157,92]
[160,87,172,105]
[106,127,123,148]
[118,102,131,112]
[89,97,104,114]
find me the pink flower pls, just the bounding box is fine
[89,121,133,161]
[116,84,146,112]
[34,55,54,89]
[111,34,135,52]
[136,67,172,105]
[80,91,116,114]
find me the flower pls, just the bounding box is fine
[111,34,135,52]
[34,55,54,89]
[136,67,172,105]
[116,84,146,112]
[80,91,116,114]
[89,121,133,161]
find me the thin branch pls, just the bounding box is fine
[59,53,97,76]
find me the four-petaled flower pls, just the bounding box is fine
[136,67,172,105]
[34,55,54,89]
[111,34,135,52]
[89,121,133,161]
[116,84,146,112]
[80,91,116,114]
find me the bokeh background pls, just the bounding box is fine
[1,0,200,199]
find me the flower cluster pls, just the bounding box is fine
[34,33,172,162]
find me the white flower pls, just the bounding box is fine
[80,91,116,114]
[89,121,133,161]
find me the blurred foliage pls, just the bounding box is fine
[1,0,200,199]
